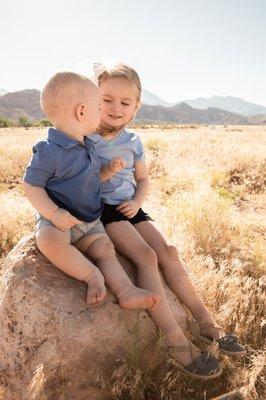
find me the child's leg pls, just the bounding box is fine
[36,226,106,305]
[75,233,160,310]
[134,221,223,339]
[105,221,202,366]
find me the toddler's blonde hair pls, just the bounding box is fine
[96,63,142,101]
[41,71,95,122]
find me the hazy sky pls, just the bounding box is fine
[1,0,266,105]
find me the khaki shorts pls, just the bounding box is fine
[36,214,105,244]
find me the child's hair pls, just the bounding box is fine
[96,63,142,101]
[41,71,95,121]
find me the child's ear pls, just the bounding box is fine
[76,104,85,121]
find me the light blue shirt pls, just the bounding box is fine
[23,127,102,222]
[90,129,145,205]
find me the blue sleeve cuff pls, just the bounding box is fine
[23,167,50,187]
[134,136,145,161]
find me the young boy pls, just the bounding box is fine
[23,71,160,310]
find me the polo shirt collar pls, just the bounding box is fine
[47,127,80,149]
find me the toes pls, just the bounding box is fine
[150,300,158,310]
[153,296,161,309]
[149,294,160,310]
[87,289,106,305]
[96,291,106,302]
[87,292,97,305]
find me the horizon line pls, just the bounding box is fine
[1,87,266,108]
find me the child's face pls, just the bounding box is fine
[99,77,140,130]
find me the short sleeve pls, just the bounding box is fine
[92,145,102,173]
[133,135,145,162]
[23,141,56,187]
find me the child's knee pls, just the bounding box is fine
[157,243,179,263]
[137,245,158,268]
[165,244,179,259]
[36,227,68,253]
[36,228,49,251]
[102,238,116,256]
[159,244,188,274]
[93,236,116,260]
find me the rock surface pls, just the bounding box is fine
[0,235,188,400]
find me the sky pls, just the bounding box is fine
[1,0,266,105]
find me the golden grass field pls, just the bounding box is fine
[0,125,265,399]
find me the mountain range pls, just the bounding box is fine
[0,88,266,125]
[141,89,266,116]
[137,102,252,125]
[0,89,44,120]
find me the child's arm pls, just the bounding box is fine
[116,160,149,218]
[99,157,127,182]
[23,182,58,219]
[23,183,80,231]
[23,141,80,231]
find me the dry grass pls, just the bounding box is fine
[0,125,265,399]
[0,191,34,257]
[0,128,44,261]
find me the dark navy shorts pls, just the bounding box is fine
[100,203,154,226]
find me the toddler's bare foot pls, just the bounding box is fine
[117,286,160,310]
[85,267,106,306]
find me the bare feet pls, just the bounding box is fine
[85,267,106,306]
[117,286,161,310]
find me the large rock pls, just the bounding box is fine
[0,235,188,400]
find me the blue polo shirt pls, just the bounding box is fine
[23,127,102,222]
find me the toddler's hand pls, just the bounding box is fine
[116,200,140,219]
[50,208,80,231]
[108,157,126,173]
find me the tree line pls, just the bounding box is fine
[0,117,52,128]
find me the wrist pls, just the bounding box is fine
[49,207,59,221]
[133,198,141,208]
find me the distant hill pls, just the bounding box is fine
[183,95,266,116]
[0,89,265,125]
[247,114,266,125]
[135,102,251,124]
[141,92,266,117]
[0,89,44,121]
[141,89,174,107]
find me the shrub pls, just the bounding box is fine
[145,138,168,153]
[0,117,10,128]
[39,119,52,127]
[18,117,31,127]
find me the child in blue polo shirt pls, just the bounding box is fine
[23,71,160,310]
